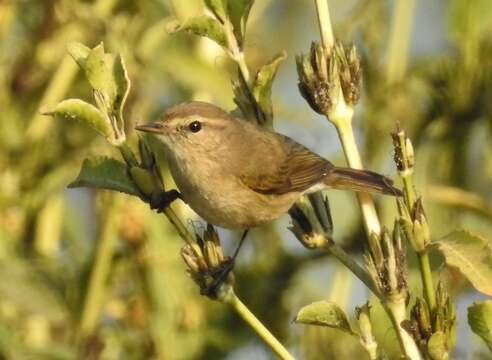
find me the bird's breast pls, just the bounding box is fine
[167,151,297,229]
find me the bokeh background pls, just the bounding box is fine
[1,0,492,358]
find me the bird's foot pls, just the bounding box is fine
[202,257,235,298]
[149,190,183,213]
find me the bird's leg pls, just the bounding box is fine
[149,189,183,213]
[206,229,250,297]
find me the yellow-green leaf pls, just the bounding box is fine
[67,42,130,139]
[204,0,227,22]
[227,0,254,45]
[252,51,287,123]
[168,16,226,47]
[294,300,354,334]
[43,99,112,140]
[68,157,141,198]
[468,300,492,352]
[433,230,492,296]
[67,42,90,67]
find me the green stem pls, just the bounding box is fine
[417,251,436,311]
[401,171,436,312]
[223,288,295,360]
[162,207,195,245]
[78,197,120,339]
[224,20,251,83]
[385,0,416,84]
[323,242,380,299]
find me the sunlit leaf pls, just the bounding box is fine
[433,230,492,296]
[168,16,227,47]
[43,99,112,140]
[68,157,141,197]
[67,41,90,67]
[67,42,130,143]
[227,0,254,45]
[205,0,227,22]
[294,300,355,334]
[252,51,287,123]
[468,300,492,352]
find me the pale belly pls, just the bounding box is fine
[168,156,297,229]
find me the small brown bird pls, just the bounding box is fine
[136,101,400,230]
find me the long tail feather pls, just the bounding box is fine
[325,167,402,196]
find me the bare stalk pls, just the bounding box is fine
[222,287,295,360]
[224,19,251,83]
[314,0,334,51]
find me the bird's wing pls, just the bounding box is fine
[240,135,333,195]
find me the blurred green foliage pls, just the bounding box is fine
[1,0,492,358]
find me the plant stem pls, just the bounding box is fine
[323,242,380,298]
[417,251,436,310]
[314,0,334,51]
[78,196,120,339]
[224,20,251,83]
[334,118,382,238]
[385,0,416,84]
[223,288,295,360]
[385,300,423,360]
[400,169,436,312]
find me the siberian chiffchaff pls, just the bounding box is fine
[135,101,400,230]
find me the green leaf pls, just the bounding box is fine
[205,0,227,22]
[168,16,227,47]
[433,230,492,296]
[67,42,90,67]
[68,157,141,198]
[42,99,113,140]
[427,331,449,360]
[468,300,492,352]
[252,51,287,123]
[67,42,130,143]
[227,0,254,45]
[294,300,355,334]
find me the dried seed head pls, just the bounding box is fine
[180,224,233,300]
[296,41,362,115]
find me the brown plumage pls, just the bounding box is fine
[136,101,401,229]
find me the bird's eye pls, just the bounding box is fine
[188,120,202,133]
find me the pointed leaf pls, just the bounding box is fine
[252,51,287,123]
[205,0,227,22]
[42,99,113,140]
[227,0,254,45]
[433,230,492,296]
[468,300,492,352]
[68,157,141,198]
[68,42,130,143]
[294,300,355,334]
[168,16,227,47]
[67,42,90,67]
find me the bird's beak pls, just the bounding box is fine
[135,122,165,134]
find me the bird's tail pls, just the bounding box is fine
[325,167,402,196]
